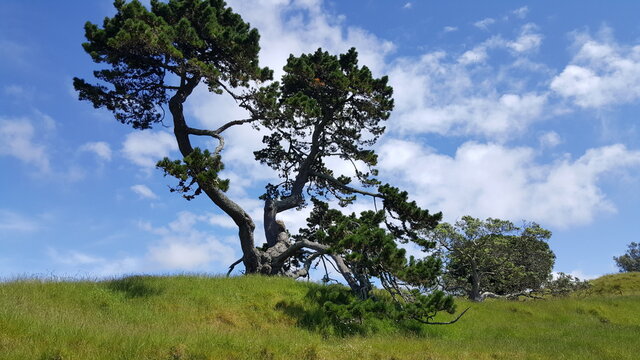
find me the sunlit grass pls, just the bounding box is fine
[0,273,638,359]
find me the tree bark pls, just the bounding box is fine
[169,77,260,273]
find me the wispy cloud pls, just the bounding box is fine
[512,6,529,19]
[0,210,40,233]
[131,184,158,199]
[443,26,458,33]
[80,141,112,161]
[474,17,495,30]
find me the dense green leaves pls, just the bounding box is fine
[430,216,555,301]
[254,48,393,202]
[157,148,228,200]
[295,192,455,324]
[614,242,640,272]
[74,0,271,129]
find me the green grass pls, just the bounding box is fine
[0,273,639,359]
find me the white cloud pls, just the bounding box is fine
[403,2,412,9]
[0,210,40,233]
[443,26,458,33]
[570,270,601,280]
[4,84,26,97]
[388,53,548,138]
[387,24,549,139]
[378,139,640,228]
[227,0,394,78]
[80,141,112,161]
[458,47,488,65]
[474,18,495,30]
[122,131,177,168]
[208,214,236,229]
[47,211,239,276]
[512,6,529,19]
[143,211,237,270]
[0,117,50,172]
[0,39,29,66]
[539,131,562,148]
[48,248,104,265]
[507,24,542,53]
[551,29,640,108]
[131,184,158,199]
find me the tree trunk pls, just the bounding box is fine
[470,271,482,302]
[169,79,261,273]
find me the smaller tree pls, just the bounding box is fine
[429,216,555,302]
[614,242,640,272]
[543,272,590,297]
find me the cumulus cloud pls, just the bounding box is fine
[227,0,394,78]
[122,131,177,168]
[142,211,237,270]
[80,141,112,161]
[378,139,640,228]
[0,117,50,172]
[388,52,547,138]
[131,184,157,199]
[48,211,238,276]
[551,29,640,108]
[385,23,548,139]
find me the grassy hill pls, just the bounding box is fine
[1,273,639,360]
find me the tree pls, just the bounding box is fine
[74,0,458,323]
[614,242,640,272]
[543,272,590,297]
[428,216,555,301]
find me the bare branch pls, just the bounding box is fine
[289,252,323,278]
[227,257,244,276]
[214,118,257,134]
[273,239,330,264]
[418,307,471,325]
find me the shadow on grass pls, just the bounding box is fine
[105,276,164,298]
[275,283,428,337]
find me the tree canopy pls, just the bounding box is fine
[428,216,555,301]
[74,0,460,324]
[614,242,640,272]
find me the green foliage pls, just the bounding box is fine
[74,0,271,129]
[613,242,640,272]
[543,272,591,297]
[254,48,393,202]
[295,191,453,324]
[431,216,555,300]
[74,1,450,324]
[157,148,229,199]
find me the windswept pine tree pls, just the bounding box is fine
[75,0,459,323]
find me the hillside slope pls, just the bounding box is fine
[0,273,639,359]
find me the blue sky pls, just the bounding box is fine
[1,0,639,280]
